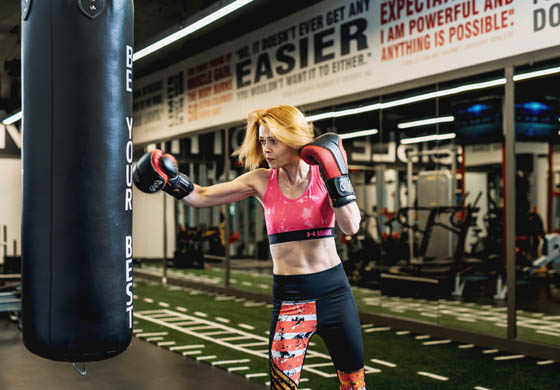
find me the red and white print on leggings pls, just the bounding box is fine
[270,300,317,388]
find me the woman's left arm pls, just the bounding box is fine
[334,200,361,236]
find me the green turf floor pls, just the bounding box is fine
[132,279,560,390]
[139,264,560,347]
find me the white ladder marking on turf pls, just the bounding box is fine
[134,309,379,378]
[176,307,188,312]
[244,302,266,307]
[482,349,499,354]
[196,355,217,361]
[185,325,216,331]
[150,313,173,318]
[370,359,397,368]
[396,331,410,335]
[364,327,390,333]
[238,341,269,347]
[216,317,231,323]
[201,330,234,336]
[423,340,452,346]
[169,345,205,351]
[536,360,554,365]
[239,323,255,330]
[194,311,208,317]
[417,371,448,381]
[536,330,560,337]
[220,336,254,341]
[212,359,251,365]
[474,386,493,390]
[182,350,202,356]
[415,335,431,340]
[493,354,524,361]
[157,341,176,346]
[172,321,198,326]
[228,366,250,372]
[458,344,475,349]
[215,296,235,301]
[246,373,268,378]
[146,337,164,341]
[137,332,168,337]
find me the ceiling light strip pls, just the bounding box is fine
[513,66,560,81]
[306,78,506,122]
[133,0,254,61]
[397,116,455,129]
[339,129,379,140]
[400,133,456,144]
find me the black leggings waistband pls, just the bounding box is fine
[272,263,350,301]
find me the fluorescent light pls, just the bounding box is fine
[513,66,560,81]
[133,0,254,61]
[401,133,456,144]
[306,79,506,122]
[306,103,381,122]
[2,111,22,125]
[339,129,378,139]
[398,116,454,129]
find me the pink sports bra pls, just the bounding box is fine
[263,165,335,244]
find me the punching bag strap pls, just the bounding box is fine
[72,362,87,376]
[78,0,106,19]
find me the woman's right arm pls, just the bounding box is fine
[133,149,267,207]
[181,169,265,208]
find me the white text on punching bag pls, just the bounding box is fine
[126,45,133,92]
[125,235,133,328]
[125,116,133,211]
[125,45,134,329]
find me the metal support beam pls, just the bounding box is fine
[503,66,516,339]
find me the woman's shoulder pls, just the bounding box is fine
[240,168,270,202]
[251,168,272,181]
[237,168,271,187]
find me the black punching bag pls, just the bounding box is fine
[22,0,134,362]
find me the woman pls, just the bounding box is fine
[133,105,366,390]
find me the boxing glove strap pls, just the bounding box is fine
[164,173,194,199]
[325,175,356,208]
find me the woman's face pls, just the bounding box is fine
[258,124,298,169]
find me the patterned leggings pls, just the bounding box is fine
[268,264,366,390]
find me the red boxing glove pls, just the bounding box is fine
[300,133,356,207]
[133,149,194,199]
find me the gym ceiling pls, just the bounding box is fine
[0,0,557,140]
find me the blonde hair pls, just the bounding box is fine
[232,105,315,170]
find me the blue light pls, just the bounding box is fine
[465,104,489,114]
[518,101,552,113]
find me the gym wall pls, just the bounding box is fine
[0,157,21,260]
[132,186,175,260]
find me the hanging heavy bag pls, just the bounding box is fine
[21,0,134,362]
